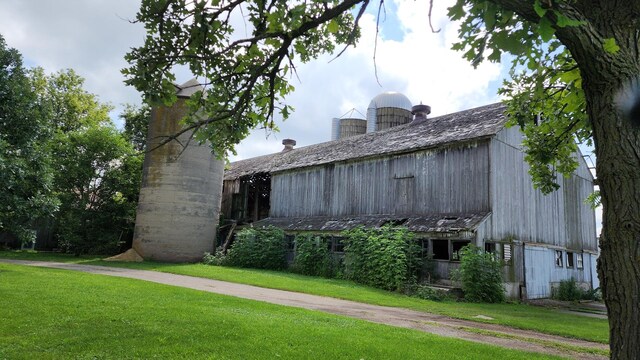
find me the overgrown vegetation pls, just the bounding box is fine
[342,226,421,292]
[225,227,287,270]
[290,234,338,278]
[453,245,505,303]
[552,278,602,302]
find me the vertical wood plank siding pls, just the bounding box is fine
[487,127,597,251]
[270,142,491,218]
[220,179,240,219]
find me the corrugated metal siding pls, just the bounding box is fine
[489,127,597,251]
[524,244,594,299]
[270,142,491,218]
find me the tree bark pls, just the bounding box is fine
[555,7,640,359]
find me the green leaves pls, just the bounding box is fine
[342,226,420,292]
[124,0,363,157]
[451,1,591,194]
[603,38,620,54]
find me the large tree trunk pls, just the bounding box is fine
[584,79,640,360]
[553,5,640,357]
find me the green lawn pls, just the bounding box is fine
[0,251,609,344]
[0,262,562,360]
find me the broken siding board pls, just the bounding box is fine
[270,142,491,218]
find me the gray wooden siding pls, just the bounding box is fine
[220,179,240,219]
[270,142,491,218]
[486,126,597,251]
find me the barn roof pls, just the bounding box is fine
[253,212,490,234]
[225,102,507,180]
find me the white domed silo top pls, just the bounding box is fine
[368,92,413,110]
[366,92,413,132]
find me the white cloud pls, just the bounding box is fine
[230,0,504,161]
[0,0,602,236]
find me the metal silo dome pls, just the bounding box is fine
[366,92,413,132]
[368,92,413,110]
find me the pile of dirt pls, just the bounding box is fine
[104,248,143,262]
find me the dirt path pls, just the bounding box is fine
[1,259,608,359]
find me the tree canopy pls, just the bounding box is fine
[0,35,145,254]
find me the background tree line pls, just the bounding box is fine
[0,35,149,254]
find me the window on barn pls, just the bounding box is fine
[485,242,496,254]
[555,250,563,267]
[502,244,512,265]
[576,253,584,269]
[285,234,296,251]
[432,239,449,260]
[451,240,471,261]
[332,236,345,253]
[566,252,575,268]
[419,239,429,258]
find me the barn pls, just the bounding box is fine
[220,94,598,299]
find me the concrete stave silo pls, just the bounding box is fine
[131,79,225,262]
[339,118,367,139]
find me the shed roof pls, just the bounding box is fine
[253,212,490,234]
[225,103,507,180]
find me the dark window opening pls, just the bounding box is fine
[566,252,574,268]
[432,239,449,260]
[231,172,271,223]
[285,234,296,251]
[382,218,408,227]
[485,242,496,254]
[452,240,471,261]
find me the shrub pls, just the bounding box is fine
[225,227,287,270]
[202,250,228,266]
[552,278,601,301]
[404,283,451,301]
[453,244,505,303]
[342,226,421,291]
[291,234,338,278]
[552,278,582,301]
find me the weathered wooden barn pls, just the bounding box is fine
[220,101,598,299]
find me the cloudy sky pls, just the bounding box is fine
[0,0,506,159]
[0,0,600,231]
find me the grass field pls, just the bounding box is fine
[0,251,609,344]
[0,262,563,360]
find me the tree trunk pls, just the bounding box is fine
[585,82,640,360]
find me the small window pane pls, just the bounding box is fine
[555,250,563,267]
[566,252,574,268]
[576,253,584,269]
